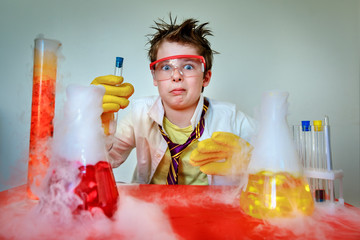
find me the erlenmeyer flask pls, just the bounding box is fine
[53,85,119,218]
[240,91,314,219]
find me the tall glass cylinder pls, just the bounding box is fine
[27,37,61,199]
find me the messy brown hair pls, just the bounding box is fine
[147,15,217,72]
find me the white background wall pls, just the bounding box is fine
[0,0,359,206]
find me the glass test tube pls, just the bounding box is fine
[312,120,327,202]
[292,125,302,166]
[28,37,61,199]
[301,121,312,169]
[101,57,124,135]
[324,116,335,202]
[299,121,314,195]
[112,57,123,133]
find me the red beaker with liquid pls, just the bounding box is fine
[74,161,119,218]
[54,85,119,218]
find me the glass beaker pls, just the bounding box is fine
[240,91,314,219]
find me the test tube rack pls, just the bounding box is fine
[292,117,344,205]
[303,168,344,205]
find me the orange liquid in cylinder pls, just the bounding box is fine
[240,171,314,219]
[28,49,58,199]
[74,161,119,218]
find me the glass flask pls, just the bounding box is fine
[53,85,119,218]
[240,91,314,219]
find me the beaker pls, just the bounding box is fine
[28,37,61,199]
[240,91,314,219]
[53,85,119,218]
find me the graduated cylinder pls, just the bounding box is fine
[28,37,61,199]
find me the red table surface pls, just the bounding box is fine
[121,184,263,239]
[1,184,359,240]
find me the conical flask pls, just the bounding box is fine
[240,91,314,219]
[53,85,119,218]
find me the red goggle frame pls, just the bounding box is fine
[149,55,206,71]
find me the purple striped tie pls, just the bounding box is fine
[158,98,209,185]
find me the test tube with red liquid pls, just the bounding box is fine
[28,37,61,199]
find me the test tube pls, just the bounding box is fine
[113,57,123,133]
[28,37,61,199]
[301,121,315,195]
[323,116,333,171]
[313,120,326,202]
[101,57,124,135]
[301,121,312,169]
[114,57,123,76]
[324,116,335,202]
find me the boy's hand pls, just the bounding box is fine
[190,132,253,176]
[91,75,134,112]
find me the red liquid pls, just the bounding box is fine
[28,44,59,199]
[74,161,119,218]
[28,80,56,199]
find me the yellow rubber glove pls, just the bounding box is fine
[91,75,134,135]
[190,132,253,176]
[91,75,134,112]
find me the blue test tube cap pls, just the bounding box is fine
[116,57,124,68]
[301,120,311,131]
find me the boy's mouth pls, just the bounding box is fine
[170,88,186,95]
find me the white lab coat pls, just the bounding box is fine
[108,94,257,185]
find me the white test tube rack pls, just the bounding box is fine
[303,168,344,205]
[293,118,344,205]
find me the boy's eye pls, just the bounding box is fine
[183,64,194,70]
[161,64,172,71]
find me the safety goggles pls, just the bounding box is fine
[150,55,206,81]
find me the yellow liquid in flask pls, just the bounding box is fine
[240,171,314,219]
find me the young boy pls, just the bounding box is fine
[92,17,257,185]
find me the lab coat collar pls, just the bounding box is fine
[190,94,205,129]
[148,96,164,126]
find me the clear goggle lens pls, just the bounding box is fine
[150,55,206,81]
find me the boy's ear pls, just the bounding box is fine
[202,70,212,87]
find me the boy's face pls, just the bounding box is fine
[153,41,211,112]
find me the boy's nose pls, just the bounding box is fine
[172,68,183,82]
